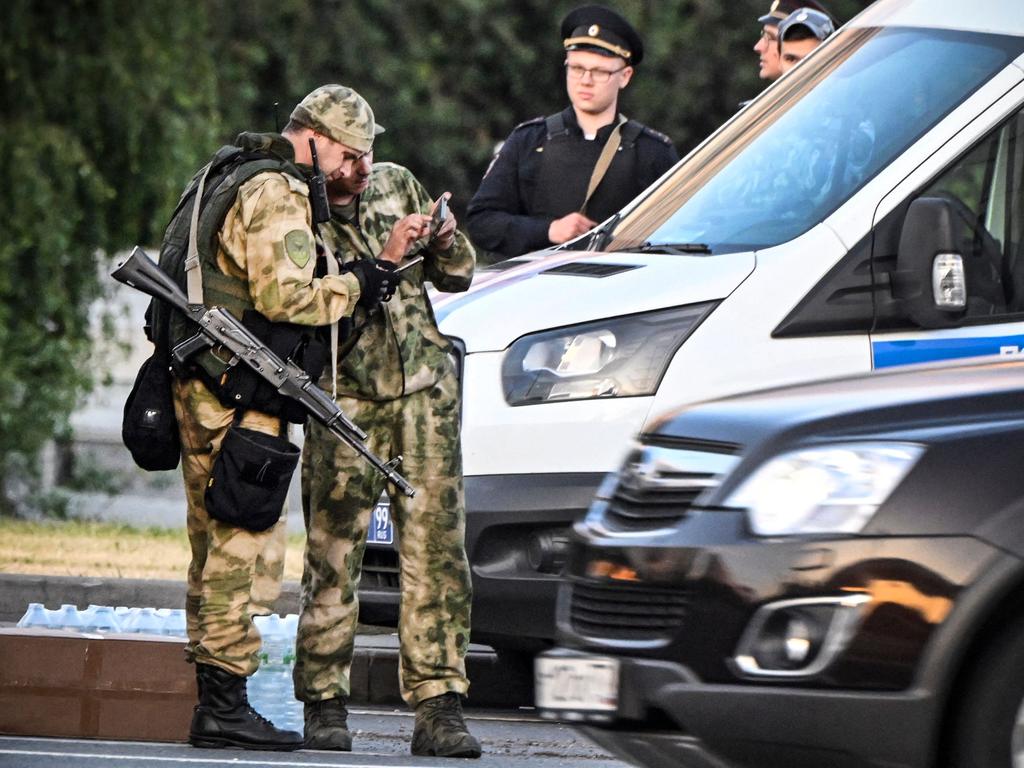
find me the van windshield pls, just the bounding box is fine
[608,27,1024,255]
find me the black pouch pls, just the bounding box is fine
[205,424,299,532]
[122,351,181,471]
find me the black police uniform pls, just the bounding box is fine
[466,108,677,259]
[466,4,679,259]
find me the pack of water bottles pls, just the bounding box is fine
[248,613,302,731]
[15,602,187,636]
[15,602,301,729]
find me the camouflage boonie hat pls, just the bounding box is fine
[290,84,385,153]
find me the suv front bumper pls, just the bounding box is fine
[552,647,938,768]
[357,472,605,648]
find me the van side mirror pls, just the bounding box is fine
[891,197,967,329]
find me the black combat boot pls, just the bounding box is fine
[189,663,304,751]
[411,692,482,758]
[304,697,352,751]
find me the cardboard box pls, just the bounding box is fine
[0,628,196,742]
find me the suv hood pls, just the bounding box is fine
[649,357,1024,448]
[433,249,754,353]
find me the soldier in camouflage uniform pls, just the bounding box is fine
[291,86,481,758]
[163,85,400,751]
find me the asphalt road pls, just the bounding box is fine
[0,705,627,768]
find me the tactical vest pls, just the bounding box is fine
[533,112,645,222]
[150,131,308,351]
[147,132,325,422]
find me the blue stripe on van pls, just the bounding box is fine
[873,335,1024,369]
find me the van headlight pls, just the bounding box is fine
[501,303,715,406]
[723,442,924,536]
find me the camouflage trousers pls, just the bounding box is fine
[172,377,289,677]
[294,377,471,706]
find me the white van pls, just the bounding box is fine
[363,0,1024,654]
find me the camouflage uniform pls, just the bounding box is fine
[177,152,361,677]
[294,162,476,706]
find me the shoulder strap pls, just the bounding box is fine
[185,162,215,304]
[186,153,307,305]
[580,114,628,215]
[621,119,644,147]
[545,112,569,141]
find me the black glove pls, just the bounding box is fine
[346,259,398,309]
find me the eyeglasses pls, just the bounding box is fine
[759,28,779,42]
[564,62,627,83]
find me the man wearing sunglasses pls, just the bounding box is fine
[467,4,678,260]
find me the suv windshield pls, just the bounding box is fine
[608,27,1023,255]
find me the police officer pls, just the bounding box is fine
[754,0,833,81]
[466,4,678,260]
[152,85,398,751]
[292,86,480,758]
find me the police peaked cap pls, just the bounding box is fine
[758,0,833,26]
[562,5,644,66]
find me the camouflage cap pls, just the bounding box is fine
[289,84,385,153]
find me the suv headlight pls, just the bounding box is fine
[723,442,924,536]
[501,303,715,406]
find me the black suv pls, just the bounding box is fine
[537,357,1024,768]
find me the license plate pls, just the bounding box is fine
[535,655,619,714]
[367,500,394,545]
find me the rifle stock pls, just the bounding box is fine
[112,247,415,497]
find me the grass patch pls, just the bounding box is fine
[0,518,307,581]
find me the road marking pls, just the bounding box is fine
[0,748,439,767]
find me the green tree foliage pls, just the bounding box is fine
[0,0,872,512]
[200,0,871,223]
[0,1,220,513]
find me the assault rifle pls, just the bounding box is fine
[111,247,416,497]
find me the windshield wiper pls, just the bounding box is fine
[628,242,712,255]
[588,212,622,252]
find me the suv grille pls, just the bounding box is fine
[607,472,718,529]
[570,579,688,641]
[602,441,741,531]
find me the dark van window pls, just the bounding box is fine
[609,28,1023,255]
[919,111,1024,316]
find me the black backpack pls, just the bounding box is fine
[122,134,316,471]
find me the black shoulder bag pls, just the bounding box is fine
[122,320,181,472]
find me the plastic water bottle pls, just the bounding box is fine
[159,608,187,637]
[16,602,52,629]
[82,604,121,633]
[122,606,163,635]
[283,613,299,651]
[280,614,300,729]
[249,614,301,731]
[52,604,84,632]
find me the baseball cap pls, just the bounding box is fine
[779,8,835,41]
[289,84,385,153]
[758,0,832,26]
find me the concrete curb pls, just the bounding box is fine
[0,574,533,708]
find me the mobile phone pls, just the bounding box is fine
[430,195,449,235]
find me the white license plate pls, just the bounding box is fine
[535,655,619,713]
[367,500,394,545]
